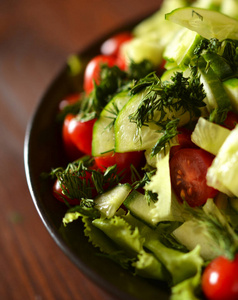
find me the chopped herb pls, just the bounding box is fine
[129,71,206,130]
[151,118,180,156]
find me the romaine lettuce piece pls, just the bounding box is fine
[207,125,238,197]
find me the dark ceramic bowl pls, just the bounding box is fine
[24,12,170,300]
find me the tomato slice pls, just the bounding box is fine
[170,127,198,158]
[170,148,218,207]
[95,151,144,180]
[67,117,97,155]
[202,254,238,300]
[223,111,238,130]
[100,31,133,57]
[83,54,117,94]
[62,114,83,161]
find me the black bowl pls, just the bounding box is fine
[24,13,170,300]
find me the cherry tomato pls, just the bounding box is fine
[58,93,81,112]
[83,55,117,94]
[95,151,144,179]
[223,111,238,130]
[202,254,238,300]
[53,179,80,205]
[170,148,218,207]
[100,31,133,57]
[67,117,97,155]
[170,127,198,158]
[62,114,82,161]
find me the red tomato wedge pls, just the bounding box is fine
[83,55,117,94]
[202,254,238,300]
[170,148,218,207]
[170,127,198,158]
[223,111,238,130]
[62,114,82,161]
[67,117,97,155]
[100,31,133,57]
[95,151,144,178]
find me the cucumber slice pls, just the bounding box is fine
[124,190,157,227]
[114,92,163,152]
[197,57,232,112]
[114,91,190,153]
[202,52,235,81]
[165,7,238,40]
[163,28,202,71]
[92,91,130,156]
[191,117,230,155]
[223,78,238,113]
[94,183,131,218]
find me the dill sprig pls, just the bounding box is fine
[48,156,122,201]
[151,118,180,156]
[132,168,158,204]
[129,71,206,131]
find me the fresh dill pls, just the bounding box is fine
[47,156,122,202]
[129,71,206,133]
[151,118,180,156]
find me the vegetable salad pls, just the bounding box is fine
[45,0,238,299]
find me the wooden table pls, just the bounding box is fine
[0,1,162,299]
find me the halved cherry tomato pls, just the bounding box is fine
[100,31,133,57]
[170,148,218,207]
[223,111,238,130]
[95,151,144,180]
[202,254,238,300]
[53,179,80,205]
[62,114,82,161]
[67,117,97,155]
[170,127,198,158]
[58,93,81,112]
[83,55,117,94]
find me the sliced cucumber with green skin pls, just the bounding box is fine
[114,91,190,153]
[124,190,157,227]
[165,7,238,41]
[92,91,130,156]
[202,52,235,81]
[94,183,132,218]
[114,92,163,152]
[191,117,230,155]
[223,78,238,113]
[163,28,202,71]
[197,57,232,112]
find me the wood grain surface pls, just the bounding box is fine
[0,1,162,299]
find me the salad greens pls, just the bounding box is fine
[47,0,238,299]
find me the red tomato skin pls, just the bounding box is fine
[62,114,83,161]
[95,151,144,179]
[223,111,238,130]
[100,31,133,57]
[83,55,117,94]
[58,93,81,112]
[53,179,80,205]
[67,117,97,155]
[170,148,218,207]
[170,127,198,158]
[202,254,238,300]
